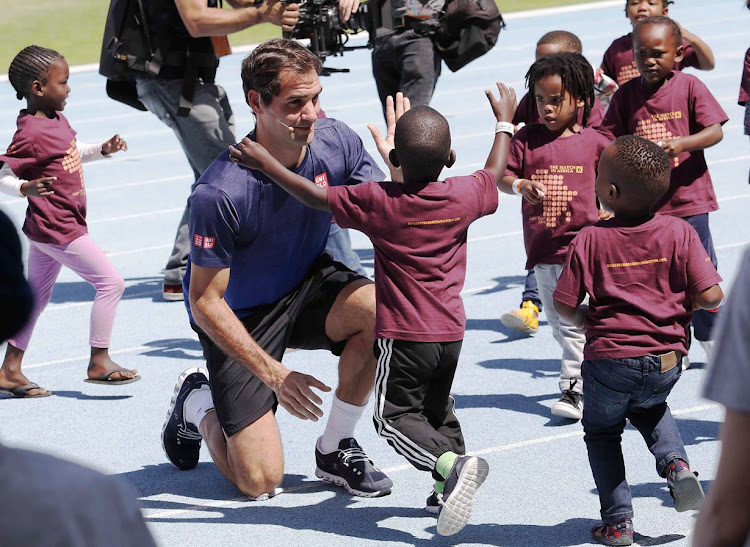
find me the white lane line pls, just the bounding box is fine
[25,346,151,370]
[142,401,720,520]
[89,207,183,224]
[716,241,749,250]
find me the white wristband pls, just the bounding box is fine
[495,121,514,137]
[512,178,523,195]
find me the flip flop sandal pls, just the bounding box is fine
[84,371,141,385]
[0,382,52,398]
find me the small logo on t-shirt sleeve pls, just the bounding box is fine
[314,173,329,188]
[193,234,204,247]
[203,237,215,249]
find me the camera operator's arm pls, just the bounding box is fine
[175,0,300,36]
[367,93,411,183]
[338,0,362,23]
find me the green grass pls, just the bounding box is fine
[1,0,603,73]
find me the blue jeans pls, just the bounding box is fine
[325,222,367,277]
[683,213,718,341]
[372,30,441,113]
[521,269,541,309]
[582,357,687,523]
[135,76,236,285]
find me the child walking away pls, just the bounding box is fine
[500,52,612,421]
[502,31,617,337]
[601,16,728,366]
[601,0,714,86]
[229,86,517,536]
[740,35,750,185]
[0,46,137,398]
[553,136,723,545]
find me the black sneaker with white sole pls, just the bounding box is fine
[425,489,440,515]
[436,455,489,536]
[551,389,583,420]
[315,437,393,497]
[162,367,209,470]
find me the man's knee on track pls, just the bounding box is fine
[233,466,283,498]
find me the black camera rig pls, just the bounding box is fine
[258,0,382,74]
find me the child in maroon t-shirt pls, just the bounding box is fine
[600,1,714,86]
[229,87,516,537]
[0,46,137,398]
[740,33,750,183]
[553,135,723,546]
[501,31,615,338]
[600,16,727,363]
[501,52,613,421]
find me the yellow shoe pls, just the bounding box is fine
[500,301,539,334]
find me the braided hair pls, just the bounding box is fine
[8,45,64,101]
[525,52,595,128]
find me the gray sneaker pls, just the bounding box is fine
[551,389,583,420]
[435,455,489,536]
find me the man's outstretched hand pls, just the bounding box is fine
[274,369,332,421]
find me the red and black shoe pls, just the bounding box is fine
[591,519,634,546]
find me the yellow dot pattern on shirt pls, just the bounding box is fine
[617,61,640,86]
[528,169,577,229]
[61,140,85,187]
[635,119,682,167]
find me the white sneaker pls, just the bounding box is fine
[699,340,714,363]
[681,355,690,371]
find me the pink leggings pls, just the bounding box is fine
[9,234,125,351]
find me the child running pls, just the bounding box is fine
[600,16,728,364]
[553,135,723,546]
[502,30,616,337]
[0,46,137,398]
[500,52,612,420]
[601,0,714,86]
[229,86,516,536]
[741,4,750,185]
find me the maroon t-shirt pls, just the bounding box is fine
[601,34,699,86]
[512,92,605,129]
[554,214,722,359]
[327,170,498,342]
[505,125,612,270]
[739,47,750,106]
[600,71,728,217]
[0,112,87,245]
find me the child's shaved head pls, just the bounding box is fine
[634,15,683,48]
[610,135,670,209]
[394,106,452,181]
[537,31,582,54]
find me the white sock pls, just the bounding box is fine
[318,393,365,454]
[183,385,214,429]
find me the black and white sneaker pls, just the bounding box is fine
[425,489,440,515]
[551,380,583,420]
[435,455,489,536]
[314,437,393,497]
[162,367,209,470]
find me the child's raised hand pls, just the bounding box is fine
[517,178,546,204]
[102,134,127,155]
[485,82,517,123]
[21,176,56,198]
[367,93,410,183]
[229,137,272,171]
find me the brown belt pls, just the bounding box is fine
[656,351,682,373]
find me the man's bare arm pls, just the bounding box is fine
[175,0,299,37]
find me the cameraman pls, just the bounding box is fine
[130,0,300,301]
[367,0,444,113]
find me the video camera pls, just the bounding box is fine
[259,0,383,73]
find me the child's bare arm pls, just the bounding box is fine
[693,284,724,311]
[229,138,331,211]
[554,299,587,327]
[660,124,723,157]
[484,82,516,182]
[677,23,716,71]
[101,134,128,155]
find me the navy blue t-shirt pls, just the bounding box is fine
[184,118,384,322]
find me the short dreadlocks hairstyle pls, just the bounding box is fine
[634,15,682,48]
[537,30,582,54]
[394,105,451,178]
[8,45,64,101]
[525,52,595,127]
[610,135,671,208]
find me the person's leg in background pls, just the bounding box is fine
[135,77,236,301]
[325,221,367,276]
